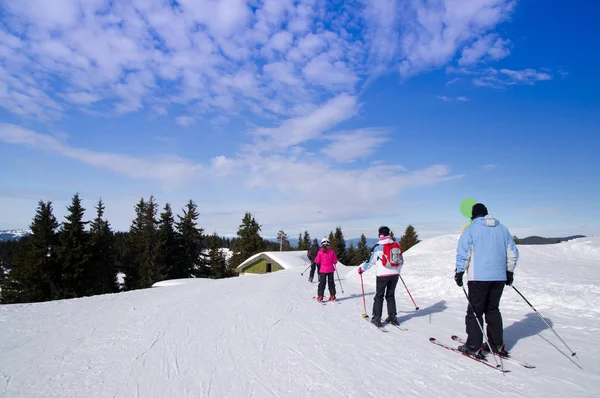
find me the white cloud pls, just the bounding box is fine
[435,95,469,102]
[483,164,497,170]
[0,0,537,125]
[322,128,391,163]
[397,0,517,76]
[0,123,202,183]
[250,93,359,150]
[176,116,196,127]
[458,34,511,66]
[450,67,555,88]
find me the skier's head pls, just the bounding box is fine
[321,238,330,248]
[471,203,488,220]
[378,225,390,238]
[313,238,318,244]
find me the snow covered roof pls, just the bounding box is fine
[236,250,312,272]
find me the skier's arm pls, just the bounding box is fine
[359,247,377,272]
[314,250,322,265]
[505,229,519,272]
[455,230,471,273]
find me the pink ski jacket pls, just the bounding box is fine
[315,248,338,273]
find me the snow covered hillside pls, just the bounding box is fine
[1,235,599,397]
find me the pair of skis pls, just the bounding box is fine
[312,296,340,305]
[363,315,407,332]
[430,335,535,372]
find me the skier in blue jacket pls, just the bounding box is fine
[454,203,519,359]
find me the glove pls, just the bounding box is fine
[454,271,464,287]
[358,267,364,275]
[506,271,514,286]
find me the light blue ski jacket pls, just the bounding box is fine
[456,215,519,281]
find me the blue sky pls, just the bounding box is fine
[1,0,599,240]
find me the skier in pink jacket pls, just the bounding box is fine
[314,238,338,302]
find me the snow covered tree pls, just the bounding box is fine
[88,198,118,295]
[1,201,60,303]
[176,200,205,278]
[58,193,92,298]
[400,225,419,252]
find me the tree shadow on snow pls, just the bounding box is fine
[396,300,448,324]
[503,312,553,351]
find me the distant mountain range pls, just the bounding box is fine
[518,235,586,245]
[0,229,32,242]
[1,229,586,246]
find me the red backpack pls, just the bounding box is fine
[381,242,403,267]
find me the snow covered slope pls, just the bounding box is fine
[1,235,599,397]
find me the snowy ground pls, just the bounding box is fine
[1,235,599,397]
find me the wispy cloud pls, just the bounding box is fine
[458,34,511,66]
[0,123,202,183]
[435,95,470,102]
[449,67,555,88]
[446,78,461,86]
[397,0,517,76]
[0,0,534,124]
[322,128,391,163]
[483,164,497,170]
[249,93,359,151]
[176,116,196,127]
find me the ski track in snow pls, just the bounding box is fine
[1,235,600,397]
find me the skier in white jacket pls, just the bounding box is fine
[358,226,404,327]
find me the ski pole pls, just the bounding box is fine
[461,286,503,370]
[300,263,311,275]
[511,285,577,357]
[400,275,419,310]
[335,266,344,294]
[360,272,368,319]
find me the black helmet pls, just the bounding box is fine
[378,226,390,236]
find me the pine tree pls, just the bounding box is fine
[89,198,118,295]
[58,193,92,298]
[157,203,180,280]
[389,230,396,241]
[346,242,357,265]
[1,201,60,303]
[229,212,265,269]
[139,195,161,287]
[277,230,290,251]
[400,225,419,252]
[207,232,228,278]
[124,198,146,290]
[356,234,370,263]
[332,226,347,263]
[302,231,310,250]
[297,232,303,250]
[513,236,521,244]
[176,200,205,278]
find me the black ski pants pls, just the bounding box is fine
[372,274,400,322]
[318,272,336,298]
[309,262,320,280]
[465,281,505,349]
